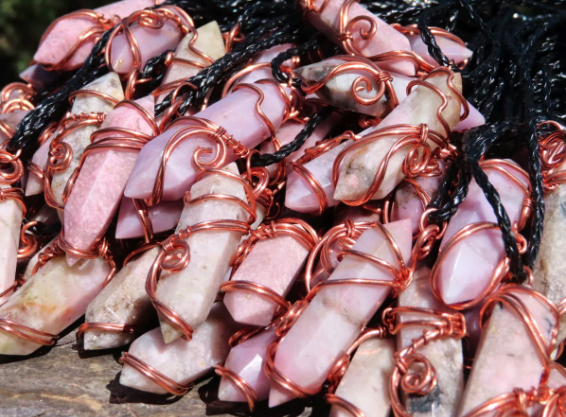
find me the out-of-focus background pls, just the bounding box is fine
[0,0,109,85]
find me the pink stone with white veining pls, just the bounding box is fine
[269,219,412,407]
[334,72,462,202]
[0,110,28,146]
[0,196,23,305]
[458,288,557,416]
[0,250,110,355]
[224,233,310,327]
[218,327,277,402]
[436,161,529,306]
[330,337,395,417]
[25,133,54,196]
[125,81,289,201]
[64,95,155,266]
[303,0,414,75]
[408,35,473,68]
[34,0,156,70]
[115,197,183,239]
[120,304,239,394]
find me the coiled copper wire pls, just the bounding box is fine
[429,159,532,310]
[538,120,566,191]
[0,82,35,114]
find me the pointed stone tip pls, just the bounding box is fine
[66,254,80,267]
[268,385,296,408]
[218,377,244,402]
[333,173,359,202]
[160,319,182,344]
[284,172,320,213]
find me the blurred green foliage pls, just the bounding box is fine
[0,0,110,85]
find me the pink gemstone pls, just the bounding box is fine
[25,133,54,196]
[218,328,277,403]
[64,95,155,266]
[0,196,23,305]
[34,0,156,71]
[236,44,296,86]
[435,161,530,306]
[19,65,60,91]
[269,219,412,407]
[125,82,290,201]
[0,110,28,146]
[455,102,485,132]
[407,34,472,68]
[115,197,183,239]
[303,0,414,76]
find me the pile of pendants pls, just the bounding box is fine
[0,0,565,415]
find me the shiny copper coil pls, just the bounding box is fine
[392,23,470,72]
[76,322,136,343]
[300,0,420,75]
[16,221,39,260]
[0,148,25,186]
[0,82,35,114]
[538,120,566,191]
[156,81,198,131]
[222,22,245,53]
[145,169,257,341]
[214,365,258,411]
[132,199,156,244]
[104,6,192,99]
[430,159,532,310]
[331,68,468,207]
[120,351,193,396]
[264,221,412,399]
[461,285,559,417]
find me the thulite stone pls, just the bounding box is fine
[435,161,529,306]
[334,71,462,202]
[19,64,60,91]
[34,0,156,71]
[0,193,23,304]
[120,304,239,394]
[407,35,473,68]
[457,288,557,416]
[0,110,29,145]
[25,132,54,196]
[0,251,110,355]
[330,337,395,417]
[301,0,414,75]
[218,327,278,403]
[64,95,155,266]
[269,219,412,407]
[115,197,184,239]
[49,72,124,207]
[156,168,250,343]
[125,81,290,201]
[397,267,464,417]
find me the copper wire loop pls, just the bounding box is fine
[76,322,136,344]
[265,221,412,399]
[430,159,532,310]
[0,82,35,115]
[331,68,468,207]
[214,364,259,411]
[220,218,320,318]
[538,120,566,191]
[104,6,192,99]
[145,169,256,341]
[300,0,420,75]
[119,351,193,396]
[17,221,39,260]
[461,285,560,417]
[0,318,60,346]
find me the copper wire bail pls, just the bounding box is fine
[461,285,560,417]
[145,169,257,341]
[429,159,533,310]
[264,221,412,399]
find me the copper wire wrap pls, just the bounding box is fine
[538,120,566,191]
[460,285,560,417]
[430,159,533,310]
[16,221,39,260]
[44,89,121,211]
[324,327,389,417]
[220,218,319,320]
[0,82,35,115]
[214,363,259,411]
[300,0,420,74]
[383,305,466,417]
[222,23,245,53]
[146,78,302,206]
[332,67,469,206]
[264,221,414,399]
[145,169,257,341]
[104,6,192,99]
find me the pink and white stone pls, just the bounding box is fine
[115,197,184,239]
[457,287,557,416]
[269,219,412,407]
[120,303,239,394]
[19,65,60,91]
[25,132,54,196]
[435,161,530,306]
[236,44,296,86]
[218,327,278,403]
[34,0,157,71]
[295,58,412,116]
[64,95,155,266]
[49,72,124,207]
[334,72,462,202]
[0,110,29,146]
[157,20,225,102]
[330,337,395,417]
[109,6,185,75]
[407,35,473,68]
[83,246,159,350]
[455,102,485,132]
[397,266,464,417]
[302,0,414,76]
[156,167,250,343]
[125,81,290,201]
[0,247,110,355]
[223,227,311,327]
[0,192,23,305]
